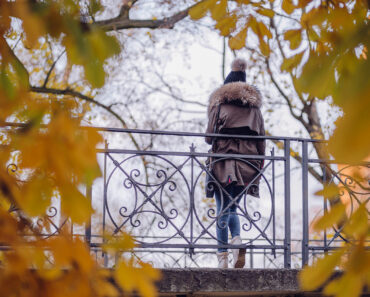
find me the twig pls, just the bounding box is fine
[43,50,66,88]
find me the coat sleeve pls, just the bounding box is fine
[205,106,216,144]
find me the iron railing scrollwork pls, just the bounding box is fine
[1,123,369,268]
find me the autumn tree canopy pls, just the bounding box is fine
[0,0,369,297]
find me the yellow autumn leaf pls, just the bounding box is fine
[258,35,270,56]
[189,0,217,20]
[60,186,93,224]
[344,204,369,238]
[18,11,46,46]
[281,51,304,72]
[215,15,237,36]
[228,27,248,50]
[299,249,345,291]
[0,209,19,244]
[257,21,272,39]
[17,176,53,217]
[257,8,275,18]
[94,273,119,297]
[211,0,227,21]
[314,184,340,200]
[347,240,370,273]
[295,51,336,99]
[313,203,346,231]
[297,0,313,8]
[328,57,370,163]
[324,273,363,297]
[282,0,295,14]
[307,28,320,42]
[115,259,160,297]
[284,29,302,50]
[102,234,136,253]
[49,236,94,273]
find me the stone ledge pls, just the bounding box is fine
[157,269,300,296]
[156,269,370,297]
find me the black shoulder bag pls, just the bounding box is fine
[205,104,221,198]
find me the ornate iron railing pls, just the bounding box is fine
[2,124,370,268]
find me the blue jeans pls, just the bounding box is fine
[215,184,244,252]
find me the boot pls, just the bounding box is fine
[230,236,245,268]
[216,252,228,268]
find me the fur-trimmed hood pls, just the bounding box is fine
[208,82,262,113]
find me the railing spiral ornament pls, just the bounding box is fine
[105,154,191,245]
[36,206,66,239]
[323,163,370,244]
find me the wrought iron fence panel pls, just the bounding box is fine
[2,123,369,268]
[95,137,293,267]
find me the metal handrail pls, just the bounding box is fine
[2,122,369,269]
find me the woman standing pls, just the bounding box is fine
[205,58,265,268]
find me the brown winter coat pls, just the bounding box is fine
[205,82,265,196]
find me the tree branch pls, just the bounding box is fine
[265,59,308,127]
[93,3,200,31]
[269,10,307,105]
[29,86,142,150]
[135,75,207,108]
[118,0,139,19]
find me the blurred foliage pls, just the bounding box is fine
[0,1,159,297]
[190,0,369,296]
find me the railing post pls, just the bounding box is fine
[103,140,108,267]
[302,140,309,267]
[85,184,92,249]
[189,143,195,256]
[284,140,291,268]
[271,148,276,258]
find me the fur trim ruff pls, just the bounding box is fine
[208,82,262,112]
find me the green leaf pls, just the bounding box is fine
[88,30,121,61]
[0,68,17,100]
[84,59,105,88]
